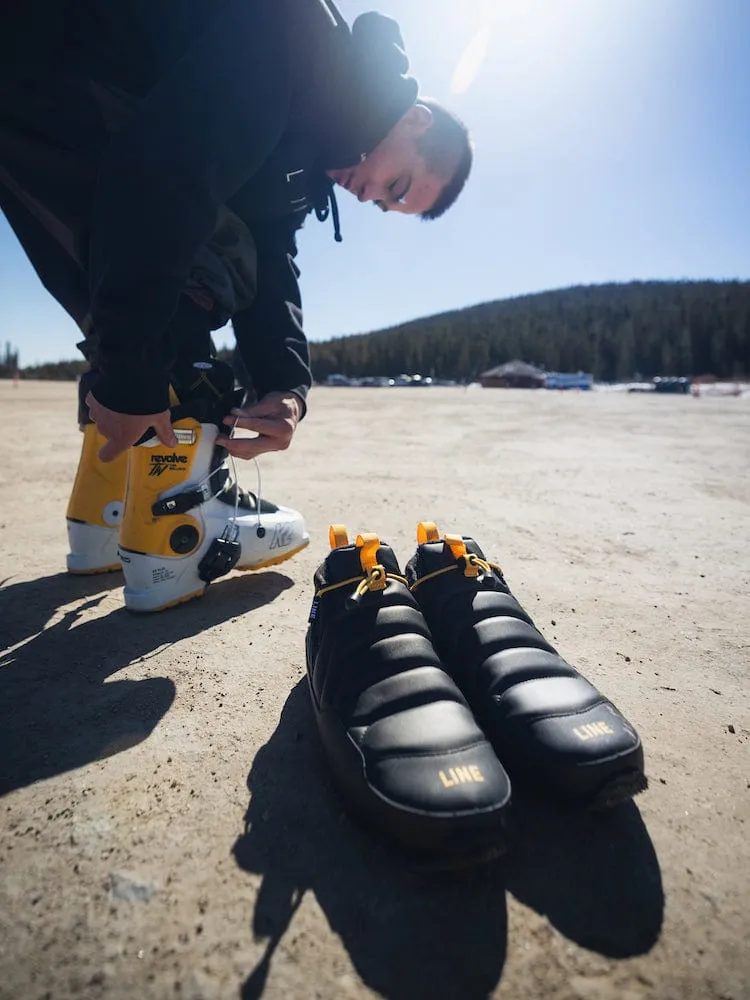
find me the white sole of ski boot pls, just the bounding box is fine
[236,537,310,572]
[121,507,309,613]
[66,520,121,575]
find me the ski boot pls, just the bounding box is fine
[66,423,128,574]
[119,361,308,612]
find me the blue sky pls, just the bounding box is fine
[1,0,748,365]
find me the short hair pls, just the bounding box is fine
[415,97,473,220]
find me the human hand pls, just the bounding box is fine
[216,391,302,460]
[86,392,177,462]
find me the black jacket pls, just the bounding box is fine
[5,0,418,413]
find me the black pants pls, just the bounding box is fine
[0,165,218,426]
[2,0,288,415]
[0,68,255,424]
[73,297,218,426]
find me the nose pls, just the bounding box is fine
[358,179,379,203]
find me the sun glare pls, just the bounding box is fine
[446,0,601,96]
[451,26,492,95]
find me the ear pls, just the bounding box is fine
[404,102,434,136]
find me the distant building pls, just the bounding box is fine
[544,371,594,390]
[479,360,545,389]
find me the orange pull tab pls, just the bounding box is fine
[355,533,382,573]
[461,553,483,578]
[443,533,468,562]
[417,521,440,544]
[329,524,349,550]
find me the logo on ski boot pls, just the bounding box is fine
[270,524,295,550]
[149,453,189,477]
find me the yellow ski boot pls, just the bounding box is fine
[118,361,308,613]
[66,424,128,574]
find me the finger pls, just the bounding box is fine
[98,437,128,463]
[224,413,252,427]
[232,403,278,416]
[85,392,101,420]
[216,434,283,460]
[227,416,292,438]
[224,408,282,427]
[152,413,178,447]
[228,398,297,420]
[216,436,266,460]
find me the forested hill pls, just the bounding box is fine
[4,280,748,383]
[309,280,750,383]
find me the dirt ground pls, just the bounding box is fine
[0,381,748,1000]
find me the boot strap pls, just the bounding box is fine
[150,469,230,517]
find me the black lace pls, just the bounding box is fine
[314,177,343,243]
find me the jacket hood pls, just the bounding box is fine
[340,12,419,164]
[289,5,419,169]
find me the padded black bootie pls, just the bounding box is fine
[305,527,512,866]
[405,523,647,810]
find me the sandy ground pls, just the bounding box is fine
[0,381,748,1000]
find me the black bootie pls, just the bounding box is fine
[405,523,647,809]
[305,527,512,866]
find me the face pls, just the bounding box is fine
[327,104,445,216]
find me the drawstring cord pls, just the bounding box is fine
[315,178,343,243]
[329,187,342,243]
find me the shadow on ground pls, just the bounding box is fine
[0,570,293,796]
[233,680,510,1000]
[234,682,664,999]
[505,791,664,958]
